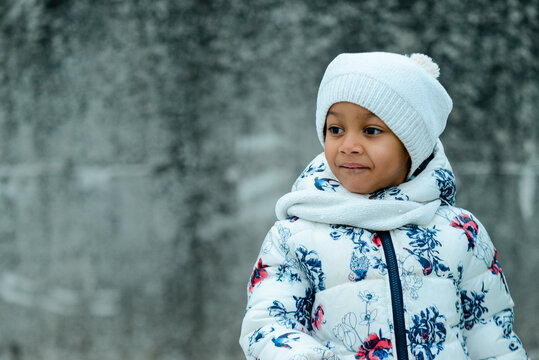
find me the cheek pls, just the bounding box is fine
[378,143,409,172]
[398,145,411,168]
[393,147,411,178]
[324,141,337,160]
[373,147,400,166]
[324,142,341,176]
[388,138,408,162]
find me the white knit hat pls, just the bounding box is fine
[316,52,453,175]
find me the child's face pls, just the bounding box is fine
[324,102,410,194]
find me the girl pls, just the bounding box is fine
[240,52,527,360]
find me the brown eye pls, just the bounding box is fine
[364,127,382,135]
[328,126,343,135]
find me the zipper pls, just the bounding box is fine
[379,231,409,360]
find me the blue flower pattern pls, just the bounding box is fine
[268,287,315,331]
[371,256,388,275]
[402,225,450,276]
[248,326,275,351]
[293,161,326,190]
[300,162,326,178]
[276,264,301,283]
[494,309,523,352]
[460,285,488,330]
[407,306,447,360]
[295,245,326,291]
[370,186,410,201]
[329,225,366,245]
[329,225,382,281]
[432,169,456,205]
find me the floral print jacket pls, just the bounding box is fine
[239,146,527,360]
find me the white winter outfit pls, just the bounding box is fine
[239,143,527,360]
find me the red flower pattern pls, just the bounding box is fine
[249,258,269,292]
[371,233,382,248]
[488,249,507,291]
[450,214,478,251]
[355,333,392,360]
[311,304,325,330]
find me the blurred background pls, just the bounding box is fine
[0,0,537,359]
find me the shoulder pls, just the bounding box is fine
[431,205,493,243]
[432,206,498,271]
[271,216,316,239]
[418,206,495,258]
[434,205,488,233]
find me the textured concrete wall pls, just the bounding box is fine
[0,1,537,359]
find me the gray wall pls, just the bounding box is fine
[0,1,537,359]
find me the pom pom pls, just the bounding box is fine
[409,53,440,78]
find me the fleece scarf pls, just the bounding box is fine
[275,140,456,231]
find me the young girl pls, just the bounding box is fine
[239,52,528,360]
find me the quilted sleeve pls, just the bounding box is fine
[459,216,528,359]
[239,221,338,360]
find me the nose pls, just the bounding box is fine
[339,133,364,154]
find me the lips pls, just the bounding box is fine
[340,162,369,170]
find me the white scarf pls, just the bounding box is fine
[275,140,456,231]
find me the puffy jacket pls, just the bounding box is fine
[240,142,527,360]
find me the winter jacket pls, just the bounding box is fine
[239,141,527,360]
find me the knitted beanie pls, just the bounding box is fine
[316,52,453,175]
